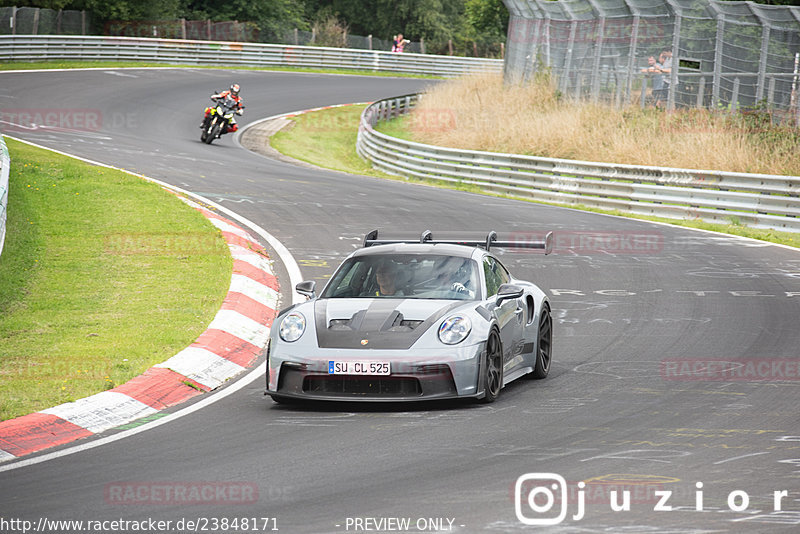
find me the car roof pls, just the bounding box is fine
[349,242,481,260]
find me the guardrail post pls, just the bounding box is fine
[625,15,641,106]
[10,6,16,35]
[590,16,606,103]
[667,13,682,112]
[731,77,740,114]
[367,34,372,50]
[696,77,706,109]
[712,17,724,108]
[641,75,647,108]
[767,77,775,110]
[32,8,40,35]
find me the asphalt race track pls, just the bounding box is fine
[1,68,799,533]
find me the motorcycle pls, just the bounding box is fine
[200,94,242,144]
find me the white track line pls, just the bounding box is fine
[0,135,303,472]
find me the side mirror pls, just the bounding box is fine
[295,280,317,300]
[495,283,524,305]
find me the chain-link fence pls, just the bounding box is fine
[103,19,259,42]
[503,0,800,120]
[0,7,88,35]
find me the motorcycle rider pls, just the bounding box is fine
[202,83,244,133]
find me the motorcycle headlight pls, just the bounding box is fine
[438,315,472,345]
[279,312,306,342]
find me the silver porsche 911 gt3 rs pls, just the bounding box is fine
[266,230,553,403]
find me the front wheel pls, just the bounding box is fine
[481,329,503,403]
[530,305,552,379]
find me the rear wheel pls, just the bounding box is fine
[481,329,503,403]
[530,305,552,379]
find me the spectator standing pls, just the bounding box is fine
[392,33,409,53]
[641,55,664,107]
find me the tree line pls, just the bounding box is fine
[2,0,509,56]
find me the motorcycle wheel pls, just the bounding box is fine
[207,122,222,144]
[200,116,212,143]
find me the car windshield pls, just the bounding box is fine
[321,254,481,300]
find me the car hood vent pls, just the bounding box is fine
[315,299,463,350]
[329,310,424,333]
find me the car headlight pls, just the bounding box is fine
[279,312,306,342]
[438,315,472,345]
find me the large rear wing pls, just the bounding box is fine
[363,230,553,254]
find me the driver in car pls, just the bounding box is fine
[374,261,404,296]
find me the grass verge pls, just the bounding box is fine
[270,105,391,176]
[0,60,439,79]
[267,105,800,249]
[0,138,232,421]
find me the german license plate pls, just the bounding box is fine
[328,361,390,375]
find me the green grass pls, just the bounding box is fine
[269,106,800,249]
[270,105,391,175]
[0,138,232,421]
[0,60,439,79]
[374,114,415,141]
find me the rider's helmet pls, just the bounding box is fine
[230,83,240,96]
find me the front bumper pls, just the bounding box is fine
[266,342,485,402]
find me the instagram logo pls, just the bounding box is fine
[514,473,568,525]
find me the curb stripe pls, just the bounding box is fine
[111,367,205,409]
[230,245,274,272]
[41,392,159,435]
[233,259,279,289]
[211,218,253,240]
[189,329,263,368]
[222,291,277,326]
[155,347,247,390]
[229,274,279,310]
[207,309,271,349]
[0,414,93,457]
[221,232,265,253]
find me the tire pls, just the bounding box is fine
[481,329,503,403]
[200,130,208,143]
[530,305,552,379]
[207,122,221,144]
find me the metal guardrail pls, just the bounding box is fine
[0,136,10,257]
[357,95,800,232]
[0,35,502,77]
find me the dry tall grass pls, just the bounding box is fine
[409,73,800,176]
